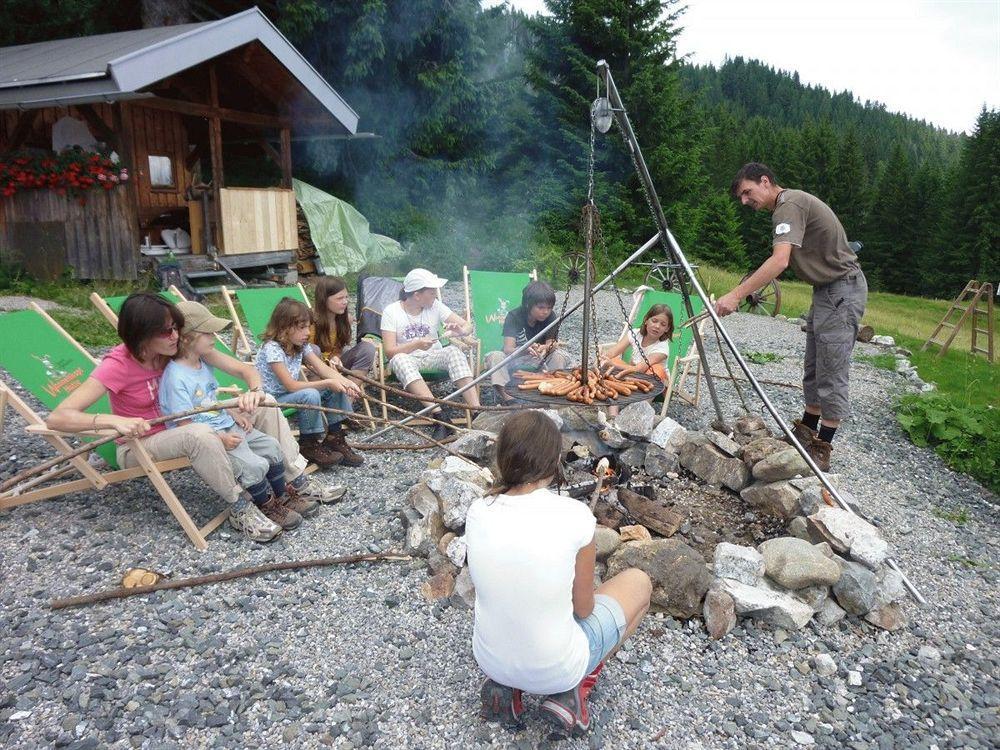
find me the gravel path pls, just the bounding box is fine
[1,285,997,749]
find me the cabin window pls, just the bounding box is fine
[148,155,175,188]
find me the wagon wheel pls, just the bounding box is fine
[562,252,595,285]
[644,262,711,298]
[738,273,782,316]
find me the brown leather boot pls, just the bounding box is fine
[259,495,302,530]
[806,438,833,472]
[789,419,818,447]
[324,429,364,467]
[280,486,319,517]
[298,435,342,469]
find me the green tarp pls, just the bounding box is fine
[293,179,403,276]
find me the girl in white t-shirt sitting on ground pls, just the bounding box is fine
[600,303,673,418]
[465,411,652,734]
[380,268,480,441]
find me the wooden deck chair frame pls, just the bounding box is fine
[0,304,229,550]
[369,284,475,428]
[461,266,538,375]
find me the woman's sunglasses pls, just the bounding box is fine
[156,324,179,338]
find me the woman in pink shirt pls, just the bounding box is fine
[48,293,341,543]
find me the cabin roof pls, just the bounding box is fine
[0,7,357,134]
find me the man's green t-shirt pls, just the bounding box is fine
[772,189,860,286]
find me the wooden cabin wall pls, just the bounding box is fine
[1,104,139,279]
[122,104,190,220]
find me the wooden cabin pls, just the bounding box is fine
[0,8,359,281]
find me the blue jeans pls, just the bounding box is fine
[575,594,627,673]
[275,387,351,438]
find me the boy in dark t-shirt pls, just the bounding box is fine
[483,281,572,403]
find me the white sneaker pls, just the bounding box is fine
[228,502,282,543]
[294,476,347,504]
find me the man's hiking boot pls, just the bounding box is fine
[280,490,318,517]
[229,502,282,543]
[494,385,515,406]
[259,494,302,530]
[341,416,366,432]
[789,419,818,447]
[430,411,454,443]
[291,476,347,504]
[298,436,342,469]
[806,438,833,472]
[325,429,365,467]
[480,679,525,727]
[539,662,603,735]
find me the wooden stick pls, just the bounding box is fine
[51,552,412,610]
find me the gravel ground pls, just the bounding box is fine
[1,285,998,749]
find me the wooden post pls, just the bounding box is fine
[4,110,39,152]
[279,127,293,188]
[208,65,225,252]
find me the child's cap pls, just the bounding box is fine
[402,268,447,293]
[176,301,231,335]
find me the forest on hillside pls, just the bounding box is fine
[2,0,996,298]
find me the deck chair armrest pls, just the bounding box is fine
[25,424,118,439]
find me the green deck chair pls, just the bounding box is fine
[221,283,311,358]
[0,304,228,550]
[462,266,538,369]
[616,288,707,414]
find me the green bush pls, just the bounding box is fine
[897,392,1000,494]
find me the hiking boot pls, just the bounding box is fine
[341,416,366,432]
[228,502,282,543]
[431,414,454,443]
[789,419,818,447]
[480,678,525,727]
[260,494,302,530]
[324,429,365,467]
[291,476,347,504]
[298,436,342,469]
[806,437,833,472]
[280,489,318,517]
[539,662,602,735]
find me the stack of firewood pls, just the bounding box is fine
[296,203,318,274]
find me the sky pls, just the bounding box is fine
[484,0,1000,134]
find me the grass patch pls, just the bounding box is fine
[946,554,988,569]
[743,350,783,364]
[856,352,898,371]
[933,507,971,525]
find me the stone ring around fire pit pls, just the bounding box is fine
[509,372,664,408]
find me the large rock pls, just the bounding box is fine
[679,434,750,492]
[649,417,688,452]
[831,560,878,615]
[752,448,811,482]
[734,415,771,443]
[759,537,842,589]
[451,566,476,609]
[741,480,801,520]
[715,578,815,630]
[787,516,812,541]
[437,477,486,531]
[742,437,789,470]
[594,526,621,560]
[445,535,467,568]
[703,588,736,640]
[555,407,593,432]
[705,430,742,458]
[643,445,680,478]
[793,584,829,611]
[713,542,765,586]
[789,474,841,492]
[451,430,496,463]
[864,602,907,631]
[402,483,445,555]
[807,507,890,570]
[618,487,684,538]
[615,400,656,438]
[618,444,648,468]
[470,410,514,433]
[421,571,455,601]
[421,455,494,492]
[607,539,712,618]
[815,598,847,626]
[619,524,652,542]
[872,567,907,608]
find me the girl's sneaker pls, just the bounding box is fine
[480,679,525,727]
[228,502,282,543]
[539,662,603,735]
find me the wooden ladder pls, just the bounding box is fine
[921,280,995,361]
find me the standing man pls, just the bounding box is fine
[715,162,867,471]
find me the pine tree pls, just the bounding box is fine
[950,109,1000,292]
[827,126,869,241]
[865,144,915,292]
[692,192,749,271]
